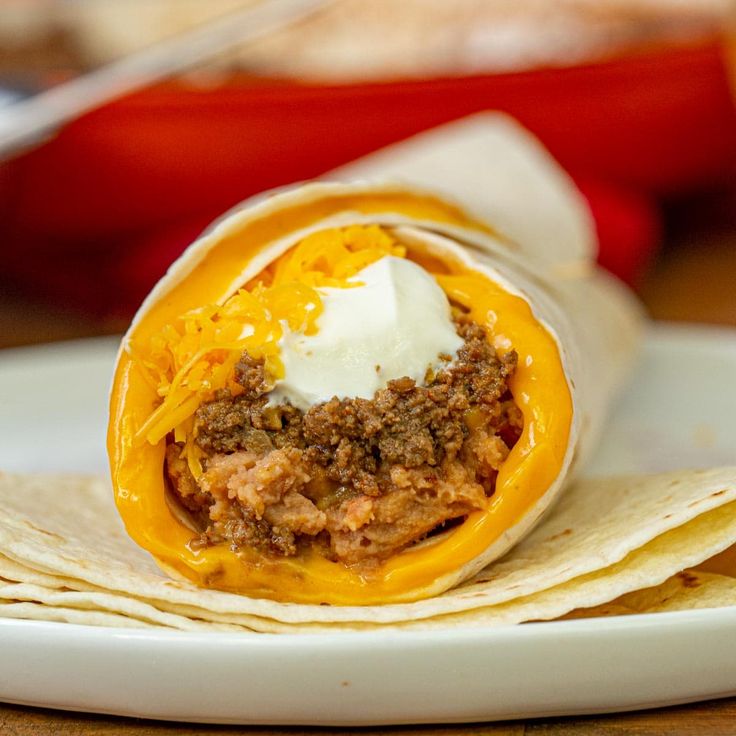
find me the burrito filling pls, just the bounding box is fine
[139,225,522,568]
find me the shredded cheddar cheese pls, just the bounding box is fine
[131,225,405,476]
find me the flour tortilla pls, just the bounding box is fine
[618,570,736,614]
[0,600,159,629]
[563,570,736,620]
[0,580,246,632]
[0,468,734,630]
[329,113,596,272]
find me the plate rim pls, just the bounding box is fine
[1,604,736,642]
[2,319,736,361]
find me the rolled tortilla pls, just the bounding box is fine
[108,126,642,606]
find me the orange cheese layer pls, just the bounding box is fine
[108,190,572,605]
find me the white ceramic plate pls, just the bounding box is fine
[0,323,735,725]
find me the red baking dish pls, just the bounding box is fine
[1,39,733,317]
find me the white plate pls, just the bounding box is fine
[0,323,735,725]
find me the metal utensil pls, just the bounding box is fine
[0,0,330,160]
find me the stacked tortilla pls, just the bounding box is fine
[0,467,735,631]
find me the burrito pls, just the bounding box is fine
[108,181,639,605]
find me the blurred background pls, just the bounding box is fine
[1,0,735,348]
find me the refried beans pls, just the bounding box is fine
[165,313,523,567]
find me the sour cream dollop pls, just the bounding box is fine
[269,255,463,412]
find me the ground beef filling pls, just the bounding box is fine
[165,317,523,566]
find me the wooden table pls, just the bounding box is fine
[1,194,735,733]
[1,697,735,735]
